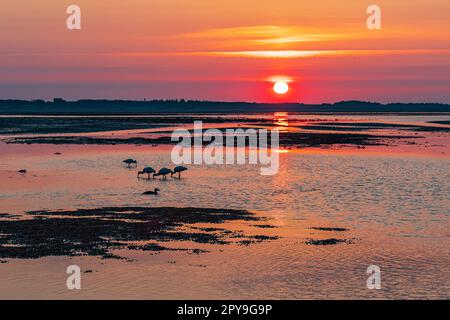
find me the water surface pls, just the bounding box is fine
[0,114,449,299]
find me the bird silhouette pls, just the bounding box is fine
[153,168,173,180]
[123,158,137,168]
[137,166,156,178]
[171,166,188,178]
[142,188,160,195]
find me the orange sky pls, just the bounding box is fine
[1,0,449,103]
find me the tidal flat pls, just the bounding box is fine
[0,207,277,261]
[2,114,449,151]
[0,113,449,299]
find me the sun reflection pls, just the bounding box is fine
[273,112,289,127]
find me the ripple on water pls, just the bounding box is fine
[0,144,449,298]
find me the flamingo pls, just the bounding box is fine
[137,167,156,179]
[123,158,137,168]
[153,167,173,180]
[171,166,188,178]
[143,188,160,195]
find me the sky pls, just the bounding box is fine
[1,0,449,103]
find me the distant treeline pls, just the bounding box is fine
[0,99,449,114]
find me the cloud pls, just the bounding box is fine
[177,25,349,45]
[100,49,450,59]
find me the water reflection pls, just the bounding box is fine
[273,112,289,127]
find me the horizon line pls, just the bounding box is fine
[1,99,450,106]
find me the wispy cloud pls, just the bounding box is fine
[138,24,434,54]
[104,49,450,59]
[202,49,450,58]
[177,25,350,45]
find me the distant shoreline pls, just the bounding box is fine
[1,112,450,117]
[1,99,450,115]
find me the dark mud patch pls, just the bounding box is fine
[237,235,279,246]
[128,243,209,255]
[0,117,267,135]
[188,249,209,255]
[189,264,207,268]
[0,207,277,261]
[251,224,278,229]
[5,136,175,145]
[0,213,18,218]
[190,226,232,233]
[310,227,348,232]
[127,243,186,252]
[0,117,168,135]
[189,226,279,245]
[4,130,418,149]
[305,238,354,246]
[0,213,20,221]
[279,131,416,148]
[428,120,450,125]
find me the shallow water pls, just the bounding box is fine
[0,114,449,299]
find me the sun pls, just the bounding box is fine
[273,81,289,95]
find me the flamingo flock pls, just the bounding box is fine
[123,159,188,195]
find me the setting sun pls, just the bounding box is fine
[273,81,289,95]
